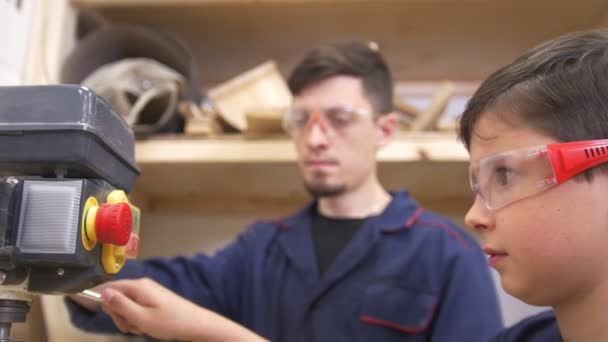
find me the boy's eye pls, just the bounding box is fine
[492,166,517,187]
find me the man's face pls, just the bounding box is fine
[288,75,393,198]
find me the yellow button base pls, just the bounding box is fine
[81,197,99,251]
[100,190,139,274]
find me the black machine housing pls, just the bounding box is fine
[0,85,140,294]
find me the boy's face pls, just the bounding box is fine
[465,112,608,306]
[289,75,395,197]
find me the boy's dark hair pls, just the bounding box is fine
[458,29,608,178]
[287,40,393,114]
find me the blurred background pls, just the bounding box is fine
[4,0,607,340]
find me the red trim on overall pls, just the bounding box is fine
[359,299,439,334]
[383,207,424,233]
[382,207,468,249]
[405,207,425,228]
[416,219,469,249]
[274,219,290,230]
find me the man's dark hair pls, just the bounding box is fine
[287,40,393,114]
[458,29,608,178]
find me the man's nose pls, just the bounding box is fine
[304,111,330,146]
[306,121,330,147]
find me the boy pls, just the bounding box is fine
[460,29,608,341]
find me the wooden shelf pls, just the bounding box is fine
[135,132,467,163]
[73,0,397,5]
[66,0,608,216]
[131,133,472,215]
[71,0,608,89]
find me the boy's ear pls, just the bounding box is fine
[376,112,398,148]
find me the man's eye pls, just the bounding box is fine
[326,108,353,127]
[292,110,310,126]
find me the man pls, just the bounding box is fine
[69,40,503,341]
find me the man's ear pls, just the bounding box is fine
[376,112,398,148]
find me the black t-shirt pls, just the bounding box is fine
[311,209,366,276]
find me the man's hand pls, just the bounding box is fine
[100,278,267,342]
[68,284,107,312]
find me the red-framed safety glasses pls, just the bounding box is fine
[470,139,608,210]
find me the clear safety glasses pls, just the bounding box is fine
[470,139,608,210]
[282,106,373,137]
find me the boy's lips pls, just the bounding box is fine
[483,247,507,255]
[483,247,508,268]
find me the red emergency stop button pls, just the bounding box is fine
[95,202,133,246]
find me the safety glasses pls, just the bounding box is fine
[282,106,373,137]
[470,139,608,210]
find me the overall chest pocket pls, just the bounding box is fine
[358,283,438,341]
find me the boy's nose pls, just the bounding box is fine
[465,195,494,233]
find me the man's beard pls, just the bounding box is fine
[303,180,347,198]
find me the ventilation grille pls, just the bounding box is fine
[16,180,82,254]
[584,145,608,159]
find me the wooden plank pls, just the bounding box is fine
[134,132,467,163]
[135,137,297,163]
[138,194,471,217]
[131,161,472,213]
[130,133,470,209]
[72,0,475,7]
[130,155,472,215]
[40,295,133,342]
[12,296,47,342]
[70,0,608,87]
